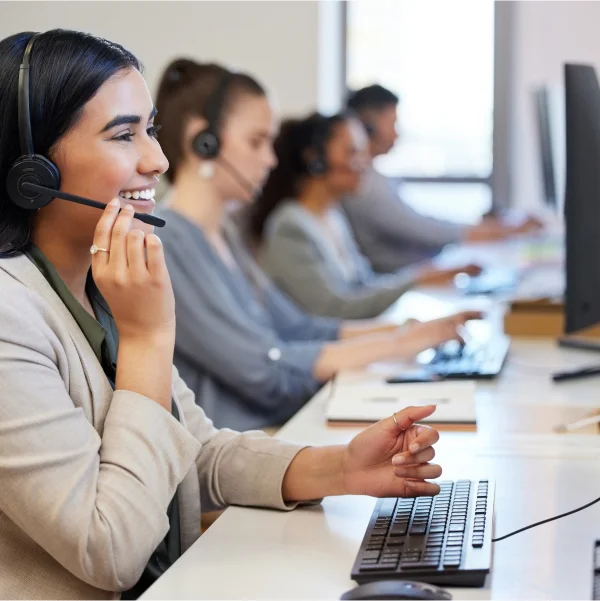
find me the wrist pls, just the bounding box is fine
[118,328,175,348]
[282,445,347,501]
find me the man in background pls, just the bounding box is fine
[343,85,542,273]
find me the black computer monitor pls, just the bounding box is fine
[535,87,558,209]
[563,63,600,335]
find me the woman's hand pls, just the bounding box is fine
[341,405,442,498]
[91,200,175,341]
[394,310,482,357]
[281,406,442,502]
[417,263,483,287]
[90,200,176,410]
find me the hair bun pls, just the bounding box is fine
[164,58,201,85]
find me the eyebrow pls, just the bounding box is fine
[101,107,158,133]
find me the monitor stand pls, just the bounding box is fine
[557,335,600,352]
[553,334,600,382]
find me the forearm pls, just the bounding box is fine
[313,333,400,380]
[314,322,446,380]
[282,445,347,501]
[466,220,511,242]
[339,320,400,339]
[116,334,175,411]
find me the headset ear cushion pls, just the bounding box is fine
[307,157,327,176]
[192,130,220,160]
[6,155,61,210]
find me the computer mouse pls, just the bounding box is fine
[340,580,452,601]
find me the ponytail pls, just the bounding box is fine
[155,59,265,183]
[247,111,350,244]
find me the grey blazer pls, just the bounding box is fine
[156,208,340,432]
[342,166,465,272]
[0,254,308,600]
[259,201,419,319]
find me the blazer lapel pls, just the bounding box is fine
[0,255,113,427]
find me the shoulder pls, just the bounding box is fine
[266,201,318,242]
[0,261,60,355]
[153,206,203,251]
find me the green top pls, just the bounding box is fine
[26,244,119,381]
[25,244,180,599]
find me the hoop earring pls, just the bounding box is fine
[198,161,216,180]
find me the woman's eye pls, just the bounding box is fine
[147,124,162,139]
[114,132,134,142]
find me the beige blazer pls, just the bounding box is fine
[0,255,307,600]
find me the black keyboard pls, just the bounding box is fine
[419,336,510,380]
[351,480,494,588]
[593,540,600,599]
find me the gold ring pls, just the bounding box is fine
[90,244,109,255]
[392,412,402,429]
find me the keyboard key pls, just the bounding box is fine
[443,559,462,568]
[360,564,395,572]
[472,541,484,548]
[363,550,381,560]
[380,498,397,510]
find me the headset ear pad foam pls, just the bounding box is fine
[306,157,328,176]
[192,130,220,160]
[6,154,61,210]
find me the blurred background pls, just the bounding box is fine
[1,0,595,226]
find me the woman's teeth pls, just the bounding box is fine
[119,189,156,201]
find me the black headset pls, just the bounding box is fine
[190,69,257,195]
[363,122,377,138]
[305,116,330,176]
[5,33,165,227]
[6,33,61,211]
[191,71,235,160]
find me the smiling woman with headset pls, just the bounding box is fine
[245,112,482,320]
[0,30,449,600]
[153,59,480,432]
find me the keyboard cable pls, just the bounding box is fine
[492,495,600,542]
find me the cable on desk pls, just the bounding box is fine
[492,495,600,542]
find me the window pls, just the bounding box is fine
[346,0,495,223]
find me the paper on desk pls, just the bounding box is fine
[325,380,476,424]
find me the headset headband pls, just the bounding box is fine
[18,33,41,157]
[203,70,235,134]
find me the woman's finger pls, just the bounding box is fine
[403,480,441,497]
[392,446,435,467]
[126,229,148,278]
[394,463,442,480]
[91,199,120,271]
[108,204,135,273]
[145,234,169,281]
[390,405,437,431]
[400,425,440,456]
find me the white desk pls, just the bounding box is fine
[142,335,600,600]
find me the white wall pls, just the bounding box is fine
[0,1,321,116]
[508,0,600,211]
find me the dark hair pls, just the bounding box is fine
[154,59,266,184]
[246,111,351,243]
[347,84,400,113]
[0,29,141,257]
